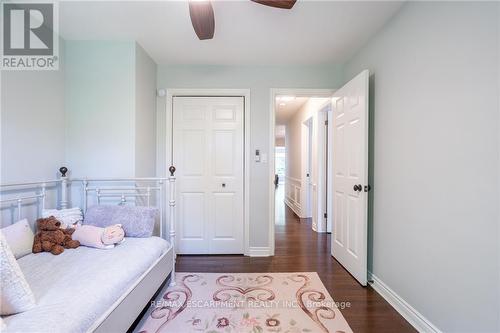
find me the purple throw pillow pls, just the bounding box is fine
[83,205,158,238]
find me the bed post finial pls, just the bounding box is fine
[59,166,68,177]
[59,167,68,209]
[169,165,176,177]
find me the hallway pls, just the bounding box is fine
[177,190,415,332]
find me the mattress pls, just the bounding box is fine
[3,237,170,333]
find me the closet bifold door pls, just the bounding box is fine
[173,96,244,255]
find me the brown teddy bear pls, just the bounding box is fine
[32,216,80,255]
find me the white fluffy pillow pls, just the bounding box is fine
[0,232,36,315]
[42,207,83,228]
[1,219,34,259]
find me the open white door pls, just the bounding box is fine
[330,70,369,286]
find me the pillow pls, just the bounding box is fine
[1,219,34,259]
[0,232,36,315]
[42,207,83,228]
[83,205,158,237]
[72,225,114,250]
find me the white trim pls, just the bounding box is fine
[315,100,331,233]
[326,104,334,234]
[165,89,251,256]
[248,247,271,257]
[301,117,313,219]
[269,89,335,256]
[369,272,442,333]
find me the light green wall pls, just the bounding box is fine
[0,39,66,226]
[65,41,157,178]
[1,38,66,184]
[135,44,157,178]
[343,2,500,331]
[65,41,136,177]
[156,65,344,248]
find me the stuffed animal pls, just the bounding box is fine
[102,224,125,245]
[72,224,125,249]
[32,216,80,255]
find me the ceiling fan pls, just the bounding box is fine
[188,0,297,40]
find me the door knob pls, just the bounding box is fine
[222,183,226,188]
[353,184,362,192]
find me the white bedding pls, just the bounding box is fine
[3,237,170,333]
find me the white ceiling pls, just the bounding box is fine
[59,1,404,65]
[275,97,308,125]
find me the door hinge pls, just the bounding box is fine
[324,120,328,126]
[364,185,371,192]
[324,213,327,219]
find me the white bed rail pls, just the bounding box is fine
[0,166,177,286]
[0,180,60,221]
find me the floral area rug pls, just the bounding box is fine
[136,272,353,333]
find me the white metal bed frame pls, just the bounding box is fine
[0,166,178,332]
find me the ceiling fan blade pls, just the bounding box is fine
[188,0,215,40]
[251,0,296,9]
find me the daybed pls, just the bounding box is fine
[0,167,177,333]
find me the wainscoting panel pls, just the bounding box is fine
[284,176,302,217]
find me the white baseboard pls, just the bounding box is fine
[369,272,442,333]
[248,247,271,257]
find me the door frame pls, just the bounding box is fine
[301,117,313,219]
[269,88,335,255]
[166,89,251,256]
[316,100,332,233]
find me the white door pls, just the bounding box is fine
[173,96,244,254]
[330,70,369,286]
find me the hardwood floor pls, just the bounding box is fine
[177,185,416,333]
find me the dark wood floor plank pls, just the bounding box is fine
[177,201,416,333]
